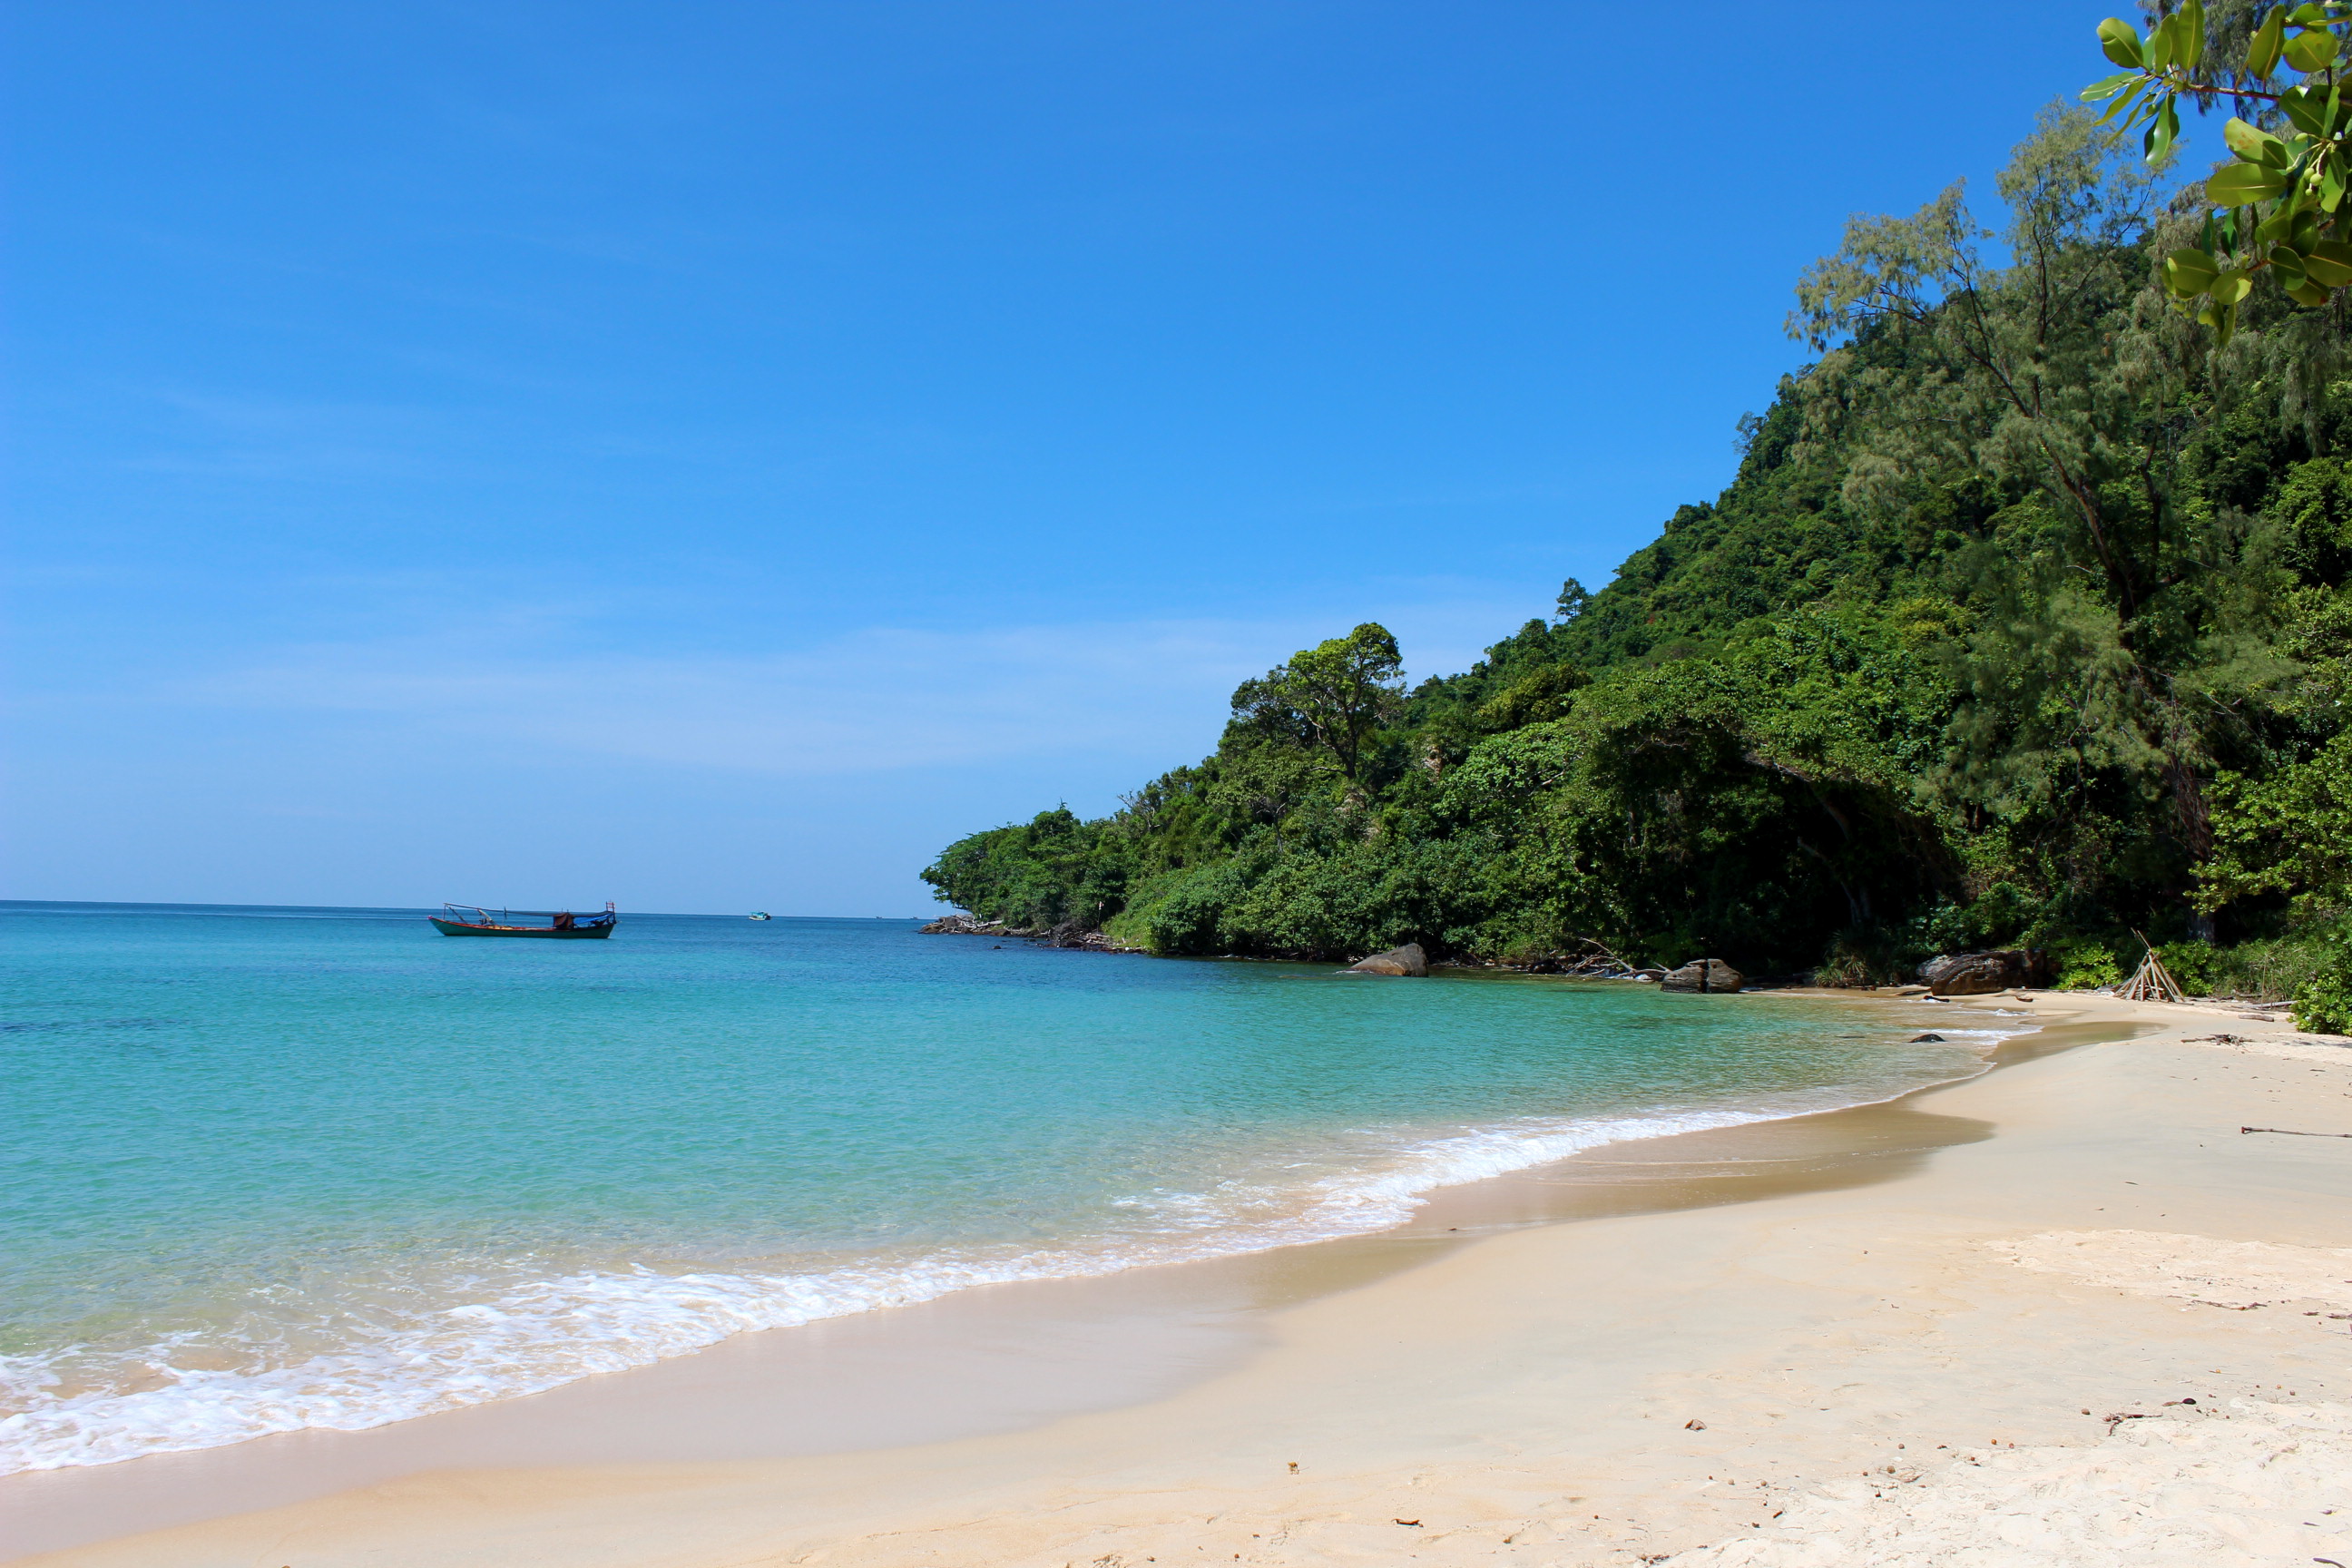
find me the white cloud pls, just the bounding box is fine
[167,596,1525,779]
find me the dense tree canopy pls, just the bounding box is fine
[923,59,2352,1023]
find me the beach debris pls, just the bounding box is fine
[1910,1033,1945,1043]
[1538,937,1654,979]
[2119,935,2186,1003]
[1287,1461,1298,1473]
[2103,1411,2151,1433]
[2241,1125,2352,1138]
[1346,943,1427,976]
[1685,1418,1709,1429]
[1393,1518,1422,1527]
[1662,958,1744,994]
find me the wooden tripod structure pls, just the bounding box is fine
[2118,932,2185,1004]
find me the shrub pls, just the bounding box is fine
[2294,971,2352,1034]
[2198,932,2335,1001]
[2292,924,2352,1034]
[2155,940,2221,996]
[2053,942,2123,990]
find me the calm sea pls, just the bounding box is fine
[0,901,2007,1473]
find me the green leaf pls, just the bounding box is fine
[2200,295,2239,346]
[2165,246,2224,295]
[2225,115,2289,165]
[2281,84,2331,133]
[2095,83,2149,126]
[2098,16,2145,65]
[2272,244,2311,288]
[2211,268,2255,306]
[2287,275,2333,306]
[2181,0,2206,69]
[2149,12,2179,66]
[2285,25,2338,72]
[2081,69,2139,102]
[2288,1,2328,24]
[2210,162,2291,204]
[2145,97,2181,162]
[2303,237,2352,283]
[2250,5,2289,74]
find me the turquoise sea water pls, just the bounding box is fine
[0,901,2007,1473]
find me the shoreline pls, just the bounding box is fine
[5,985,2103,1562]
[205,984,2340,1566]
[0,983,2003,1484]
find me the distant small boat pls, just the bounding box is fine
[431,902,617,938]
[749,911,771,920]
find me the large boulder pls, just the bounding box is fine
[1661,958,1744,994]
[1919,950,2053,995]
[1348,943,1428,976]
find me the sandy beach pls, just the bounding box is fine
[11,988,2352,1568]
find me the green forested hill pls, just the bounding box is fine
[923,106,2352,1012]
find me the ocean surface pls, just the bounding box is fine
[0,901,2014,1474]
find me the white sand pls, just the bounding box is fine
[1682,1400,2352,1567]
[1994,1228,2352,1310]
[16,991,2352,1568]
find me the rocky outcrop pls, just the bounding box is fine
[921,912,1142,952]
[1918,949,2054,995]
[1045,918,1127,950]
[920,914,1011,936]
[1348,943,1428,976]
[1661,957,1744,994]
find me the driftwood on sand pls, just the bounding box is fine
[2118,935,2186,1004]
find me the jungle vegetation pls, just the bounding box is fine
[925,11,2352,1025]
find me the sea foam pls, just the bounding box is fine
[0,1078,1994,1475]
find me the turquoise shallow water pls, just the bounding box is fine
[0,901,2004,1472]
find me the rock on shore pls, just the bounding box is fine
[918,912,1139,952]
[1348,943,1428,976]
[919,914,1008,936]
[1918,949,2053,995]
[1661,957,1744,993]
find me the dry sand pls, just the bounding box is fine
[12,989,2352,1568]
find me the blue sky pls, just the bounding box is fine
[6,1,2123,915]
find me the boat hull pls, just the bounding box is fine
[430,918,615,938]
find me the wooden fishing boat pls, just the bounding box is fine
[430,902,618,938]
